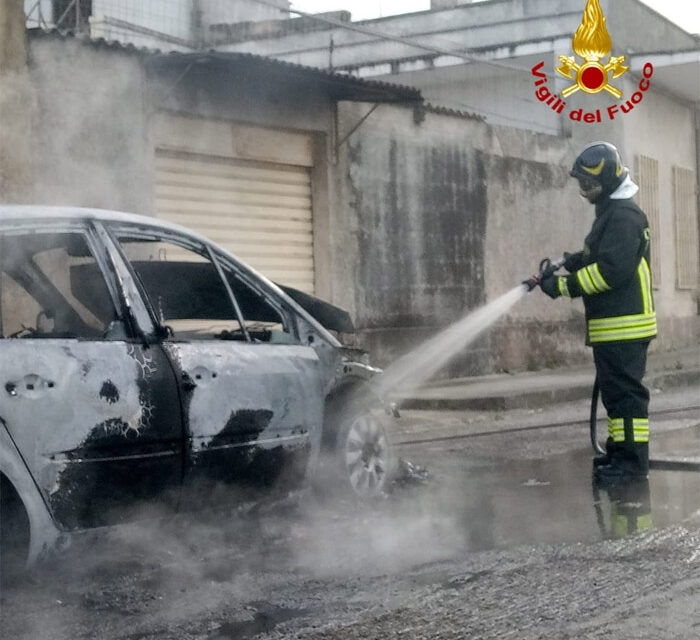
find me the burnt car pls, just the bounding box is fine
[0,206,393,572]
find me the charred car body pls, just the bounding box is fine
[0,207,392,571]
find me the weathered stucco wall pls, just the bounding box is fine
[334,101,593,374]
[23,33,336,297]
[0,0,35,203]
[619,73,699,352]
[386,56,565,137]
[334,100,697,375]
[27,35,152,213]
[342,112,490,373]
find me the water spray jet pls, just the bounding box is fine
[375,257,566,400]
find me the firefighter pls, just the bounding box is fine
[607,478,653,538]
[540,141,656,481]
[592,476,653,539]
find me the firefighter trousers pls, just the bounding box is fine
[592,341,650,472]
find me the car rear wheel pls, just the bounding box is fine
[0,475,30,583]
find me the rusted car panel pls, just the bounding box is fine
[0,206,391,568]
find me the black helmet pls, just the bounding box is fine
[570,142,628,203]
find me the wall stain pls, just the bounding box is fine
[349,134,488,373]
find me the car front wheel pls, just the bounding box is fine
[317,386,394,500]
[336,410,390,497]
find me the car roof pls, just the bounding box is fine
[0,205,207,241]
[0,205,342,347]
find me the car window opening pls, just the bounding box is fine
[0,232,118,340]
[116,235,296,344]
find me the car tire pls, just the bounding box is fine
[317,387,394,500]
[0,476,31,584]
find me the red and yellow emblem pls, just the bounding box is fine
[556,0,628,98]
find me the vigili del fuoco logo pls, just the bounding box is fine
[531,0,654,123]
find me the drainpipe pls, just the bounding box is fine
[0,0,35,203]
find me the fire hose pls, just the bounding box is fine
[523,256,606,455]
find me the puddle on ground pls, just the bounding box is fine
[251,425,700,581]
[413,424,700,550]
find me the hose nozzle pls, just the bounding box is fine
[523,256,566,292]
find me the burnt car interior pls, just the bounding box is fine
[223,268,299,344]
[115,234,297,343]
[0,233,117,339]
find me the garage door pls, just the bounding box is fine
[154,149,315,294]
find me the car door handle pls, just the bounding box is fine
[5,382,17,397]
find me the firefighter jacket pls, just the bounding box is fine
[558,196,656,345]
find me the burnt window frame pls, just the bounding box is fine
[104,224,250,342]
[211,248,302,345]
[0,220,127,341]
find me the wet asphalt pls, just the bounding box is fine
[398,426,700,553]
[392,385,700,552]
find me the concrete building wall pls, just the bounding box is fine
[605,0,697,52]
[220,1,582,67]
[26,35,152,213]
[333,98,698,375]
[199,0,290,32]
[618,73,698,350]
[1,0,36,203]
[23,34,335,209]
[382,52,565,135]
[334,103,492,372]
[24,0,291,50]
[219,0,696,69]
[333,100,596,374]
[22,34,337,299]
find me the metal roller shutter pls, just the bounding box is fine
[155,148,315,293]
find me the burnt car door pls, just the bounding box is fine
[106,227,324,505]
[0,221,183,530]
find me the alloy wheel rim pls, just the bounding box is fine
[344,414,388,495]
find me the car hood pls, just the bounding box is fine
[276,285,354,334]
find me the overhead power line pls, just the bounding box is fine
[245,0,558,78]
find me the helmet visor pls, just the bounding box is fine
[576,176,603,202]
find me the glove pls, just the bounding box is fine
[540,275,562,299]
[563,251,584,273]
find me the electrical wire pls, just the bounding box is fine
[25,0,560,80]
[245,0,559,78]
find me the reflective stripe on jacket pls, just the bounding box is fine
[560,197,657,345]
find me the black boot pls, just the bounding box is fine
[595,443,649,482]
[593,437,617,467]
